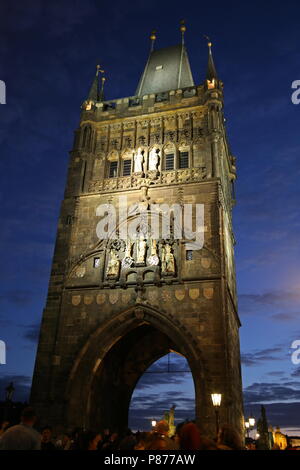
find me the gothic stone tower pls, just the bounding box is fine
[31,33,244,437]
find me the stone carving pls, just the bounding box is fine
[118,177,131,189]
[177,169,191,183]
[148,148,159,171]
[162,171,176,185]
[134,147,144,173]
[122,240,134,269]
[161,243,175,275]
[147,239,159,266]
[136,235,147,265]
[189,288,199,300]
[72,295,81,306]
[109,291,119,304]
[106,249,120,278]
[203,287,214,299]
[175,289,185,301]
[96,293,106,304]
[74,266,86,278]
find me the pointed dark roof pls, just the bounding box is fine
[87,68,105,102]
[136,44,194,96]
[87,73,99,101]
[206,42,218,81]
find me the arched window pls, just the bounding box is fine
[81,125,92,150]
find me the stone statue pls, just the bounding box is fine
[148,148,159,171]
[106,249,120,278]
[147,239,159,266]
[134,147,144,173]
[122,240,134,269]
[136,235,147,264]
[165,244,175,273]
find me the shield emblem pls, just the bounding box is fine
[84,295,94,305]
[121,292,131,304]
[148,290,158,303]
[75,266,85,278]
[189,288,199,300]
[109,291,119,304]
[201,258,211,268]
[72,295,81,306]
[175,289,185,301]
[203,287,214,299]
[161,290,171,302]
[96,293,106,305]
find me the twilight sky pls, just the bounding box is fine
[0,0,300,434]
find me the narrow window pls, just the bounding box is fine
[179,151,189,169]
[165,153,174,170]
[109,161,118,178]
[93,257,100,268]
[186,250,193,261]
[123,159,131,176]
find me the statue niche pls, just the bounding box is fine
[147,148,160,181]
[133,147,144,174]
[106,249,120,279]
[161,243,175,275]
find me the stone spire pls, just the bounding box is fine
[87,64,105,102]
[205,38,218,81]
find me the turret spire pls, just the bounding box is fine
[204,36,218,81]
[87,64,105,102]
[180,19,186,45]
[150,30,157,52]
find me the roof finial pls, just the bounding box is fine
[180,19,186,45]
[100,75,106,101]
[150,30,157,52]
[204,35,218,81]
[96,64,105,77]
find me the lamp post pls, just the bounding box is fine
[211,393,222,438]
[249,415,255,438]
[245,420,250,438]
[151,420,157,429]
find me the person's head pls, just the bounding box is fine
[110,432,118,442]
[218,424,243,450]
[41,426,52,442]
[79,431,102,450]
[178,422,201,450]
[154,420,169,437]
[1,421,9,431]
[145,434,168,450]
[21,407,37,427]
[134,432,149,450]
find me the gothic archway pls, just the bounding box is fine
[64,304,211,434]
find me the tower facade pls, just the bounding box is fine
[31,34,243,437]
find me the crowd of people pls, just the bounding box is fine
[0,406,266,451]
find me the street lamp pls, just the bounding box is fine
[211,393,222,437]
[249,416,255,427]
[245,420,250,438]
[151,420,157,428]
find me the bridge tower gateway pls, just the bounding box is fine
[31,29,243,437]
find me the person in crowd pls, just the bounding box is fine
[55,433,73,450]
[41,426,56,451]
[178,422,201,450]
[134,432,149,450]
[101,431,119,451]
[0,421,10,437]
[150,420,179,450]
[78,430,102,450]
[0,407,41,450]
[118,428,136,450]
[217,424,243,450]
[144,433,168,450]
